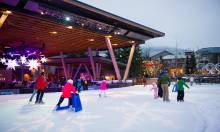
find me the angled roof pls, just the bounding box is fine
[0,0,165,56]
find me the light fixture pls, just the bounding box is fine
[40,12,44,15]
[20,56,27,64]
[49,31,57,34]
[98,27,102,30]
[105,35,112,38]
[66,26,73,29]
[6,59,19,70]
[0,58,6,64]
[129,40,135,44]
[88,39,95,42]
[4,10,12,14]
[112,44,118,46]
[114,32,120,35]
[65,17,71,21]
[26,59,41,71]
[40,57,47,63]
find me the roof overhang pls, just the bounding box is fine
[0,0,165,56]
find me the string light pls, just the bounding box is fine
[41,57,47,63]
[20,56,27,64]
[0,58,6,64]
[26,59,41,71]
[6,59,19,70]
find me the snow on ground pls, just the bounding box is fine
[0,84,220,132]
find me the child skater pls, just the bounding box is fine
[55,79,77,109]
[99,79,107,97]
[151,82,158,99]
[177,77,190,102]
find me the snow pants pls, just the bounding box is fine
[161,84,169,102]
[177,90,184,101]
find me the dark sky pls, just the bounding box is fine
[79,0,220,50]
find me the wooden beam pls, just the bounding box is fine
[73,64,82,80]
[105,36,121,80]
[83,64,92,79]
[60,52,68,80]
[123,44,136,81]
[88,48,97,80]
[0,13,9,29]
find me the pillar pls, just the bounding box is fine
[73,64,82,80]
[60,52,67,80]
[123,44,136,81]
[88,48,96,80]
[105,36,121,80]
[0,12,9,29]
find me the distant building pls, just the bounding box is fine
[151,51,186,76]
[150,50,173,61]
[196,47,220,64]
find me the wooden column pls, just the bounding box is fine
[73,64,82,80]
[98,64,102,79]
[83,64,92,79]
[60,52,68,80]
[0,12,9,29]
[123,44,136,81]
[96,63,99,80]
[105,36,121,80]
[88,48,96,80]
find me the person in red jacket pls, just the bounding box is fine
[35,72,48,104]
[55,79,77,109]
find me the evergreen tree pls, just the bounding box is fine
[185,52,196,74]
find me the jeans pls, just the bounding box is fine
[35,89,45,103]
[29,89,37,102]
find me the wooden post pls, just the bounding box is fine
[123,44,136,81]
[105,36,121,80]
[73,64,82,80]
[60,52,68,80]
[0,12,9,29]
[96,63,99,80]
[98,64,102,79]
[83,64,92,78]
[88,48,96,80]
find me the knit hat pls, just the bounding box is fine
[67,79,73,85]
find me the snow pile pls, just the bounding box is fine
[0,84,220,132]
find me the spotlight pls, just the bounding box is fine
[65,17,71,21]
[4,10,12,14]
[66,26,73,29]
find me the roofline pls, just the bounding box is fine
[33,0,165,38]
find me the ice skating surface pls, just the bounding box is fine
[0,84,220,132]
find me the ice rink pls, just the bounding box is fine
[0,84,220,132]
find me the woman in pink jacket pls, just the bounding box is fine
[99,80,107,97]
[55,79,76,109]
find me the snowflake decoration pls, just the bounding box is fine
[40,57,47,63]
[20,56,27,64]
[0,58,6,64]
[26,59,41,71]
[6,59,19,70]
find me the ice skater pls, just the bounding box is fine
[151,82,158,99]
[77,78,82,93]
[189,76,194,86]
[99,79,107,97]
[177,77,190,102]
[55,79,77,110]
[35,72,48,104]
